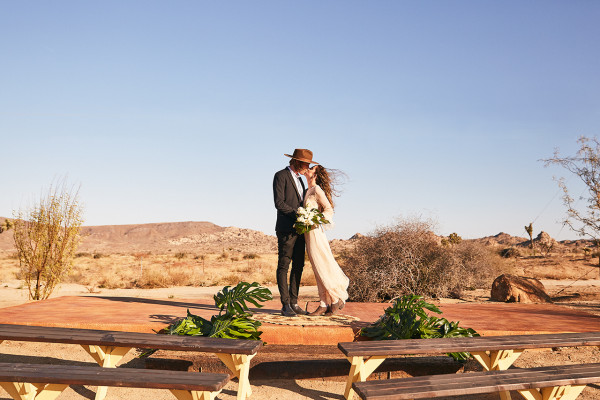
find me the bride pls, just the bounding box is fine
[302,165,349,316]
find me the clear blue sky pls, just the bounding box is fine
[1,1,599,240]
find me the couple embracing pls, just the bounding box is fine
[273,148,349,317]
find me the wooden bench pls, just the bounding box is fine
[0,323,262,400]
[338,331,600,400]
[0,362,229,400]
[352,362,600,400]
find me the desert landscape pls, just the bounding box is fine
[1,217,599,302]
[0,218,599,399]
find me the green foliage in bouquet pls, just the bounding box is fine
[294,207,330,235]
[359,294,479,361]
[140,282,272,357]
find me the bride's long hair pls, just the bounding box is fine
[314,165,346,209]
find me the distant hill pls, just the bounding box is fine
[0,217,593,255]
[0,219,277,254]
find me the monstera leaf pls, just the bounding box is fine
[360,294,479,361]
[140,282,271,358]
[163,310,263,340]
[214,281,273,315]
[361,294,443,340]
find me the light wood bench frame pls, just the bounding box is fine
[0,324,262,400]
[338,331,600,400]
[352,362,600,400]
[0,362,229,400]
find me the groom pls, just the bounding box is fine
[273,148,318,317]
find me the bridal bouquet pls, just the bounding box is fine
[294,207,329,235]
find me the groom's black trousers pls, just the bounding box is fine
[276,231,305,306]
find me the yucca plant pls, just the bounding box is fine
[140,282,272,357]
[360,294,479,361]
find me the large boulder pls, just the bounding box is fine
[490,274,553,303]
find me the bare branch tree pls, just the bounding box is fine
[543,136,600,266]
[13,182,84,300]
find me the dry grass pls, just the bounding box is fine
[2,245,596,294]
[0,252,316,290]
[0,249,322,292]
[511,251,600,280]
[0,252,19,282]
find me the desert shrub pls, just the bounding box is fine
[300,270,317,286]
[441,241,507,298]
[500,247,521,258]
[342,217,508,302]
[174,252,187,259]
[218,273,244,286]
[75,252,92,258]
[217,252,229,261]
[243,253,259,260]
[13,182,84,300]
[134,268,169,288]
[93,253,105,259]
[98,274,128,289]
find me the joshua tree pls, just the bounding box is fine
[13,182,84,300]
[525,222,534,253]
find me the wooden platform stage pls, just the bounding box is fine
[0,296,598,345]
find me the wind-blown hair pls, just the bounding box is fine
[314,165,346,209]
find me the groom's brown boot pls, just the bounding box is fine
[290,303,307,315]
[281,304,296,317]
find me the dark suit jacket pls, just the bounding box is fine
[273,167,305,233]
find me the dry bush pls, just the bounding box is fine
[500,247,522,258]
[13,182,84,300]
[0,255,19,282]
[342,218,509,302]
[217,273,244,286]
[440,241,509,298]
[300,267,317,286]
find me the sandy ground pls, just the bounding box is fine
[1,281,599,399]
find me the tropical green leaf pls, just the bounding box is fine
[359,294,479,361]
[139,282,271,358]
[214,281,273,316]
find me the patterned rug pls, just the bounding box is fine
[253,312,359,326]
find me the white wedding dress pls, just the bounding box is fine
[304,185,349,305]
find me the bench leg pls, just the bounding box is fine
[518,384,586,400]
[344,356,387,400]
[471,349,524,372]
[0,382,68,400]
[170,388,222,400]
[215,353,255,399]
[472,349,524,400]
[81,345,132,400]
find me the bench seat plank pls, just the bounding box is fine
[0,363,229,392]
[0,324,261,355]
[353,363,600,399]
[339,332,600,357]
